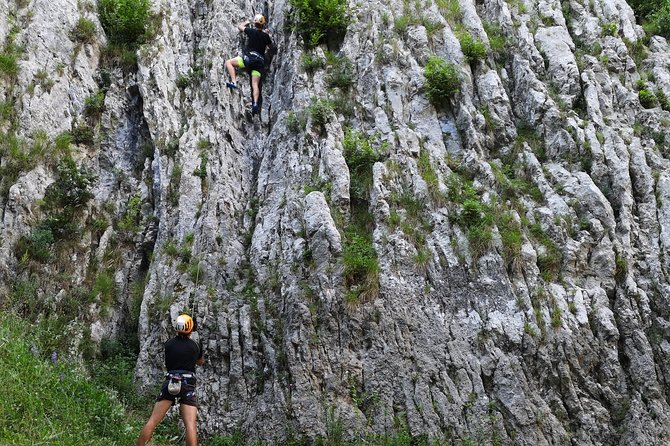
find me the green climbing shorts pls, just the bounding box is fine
[235,55,262,77]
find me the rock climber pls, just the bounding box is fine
[224,14,274,115]
[136,314,205,446]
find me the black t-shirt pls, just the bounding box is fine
[164,335,202,373]
[244,27,272,55]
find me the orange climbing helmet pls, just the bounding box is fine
[253,14,265,28]
[175,314,194,334]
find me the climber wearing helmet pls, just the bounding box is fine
[137,314,205,446]
[224,14,274,115]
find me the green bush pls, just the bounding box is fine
[98,0,150,45]
[43,157,95,212]
[308,98,333,128]
[424,56,460,106]
[601,22,618,36]
[287,110,307,133]
[72,17,97,43]
[84,91,106,118]
[71,124,95,146]
[15,228,54,262]
[639,89,658,108]
[290,0,350,48]
[343,130,386,202]
[325,54,353,91]
[629,0,664,19]
[459,33,487,63]
[92,271,117,309]
[301,52,325,73]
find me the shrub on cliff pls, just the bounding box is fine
[98,0,150,45]
[290,0,350,48]
[424,56,460,106]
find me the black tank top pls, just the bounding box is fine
[244,27,272,55]
[164,335,202,372]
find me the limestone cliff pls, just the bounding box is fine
[3,0,670,444]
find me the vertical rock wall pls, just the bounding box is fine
[3,0,670,444]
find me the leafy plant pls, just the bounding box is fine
[343,129,386,202]
[84,91,106,118]
[98,0,150,45]
[43,157,96,212]
[308,98,333,129]
[424,56,460,106]
[71,125,95,146]
[459,33,487,63]
[601,22,618,36]
[0,51,18,78]
[325,53,353,91]
[639,89,658,108]
[15,228,54,262]
[301,52,325,73]
[290,0,350,48]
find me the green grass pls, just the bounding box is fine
[0,314,138,445]
[72,17,97,43]
[0,51,18,78]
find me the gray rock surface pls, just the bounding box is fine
[4,0,670,444]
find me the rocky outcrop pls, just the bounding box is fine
[4,0,670,444]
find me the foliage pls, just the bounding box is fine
[639,89,658,108]
[458,33,487,63]
[529,224,562,281]
[424,56,460,106]
[0,52,18,77]
[342,226,379,302]
[287,110,307,133]
[290,0,350,48]
[84,91,106,118]
[0,315,137,445]
[71,124,95,146]
[601,22,618,36]
[342,129,386,202]
[301,52,325,73]
[394,15,411,35]
[15,228,54,262]
[98,0,150,45]
[92,271,117,309]
[308,98,333,129]
[325,53,353,91]
[43,157,96,212]
[0,133,38,198]
[72,17,97,43]
[417,149,443,203]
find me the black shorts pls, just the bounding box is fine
[156,374,198,407]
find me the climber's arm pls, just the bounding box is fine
[238,21,250,32]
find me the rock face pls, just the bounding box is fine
[4,0,670,444]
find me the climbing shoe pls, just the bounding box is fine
[251,103,260,115]
[226,81,238,90]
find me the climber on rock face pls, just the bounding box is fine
[136,314,205,446]
[224,14,274,115]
